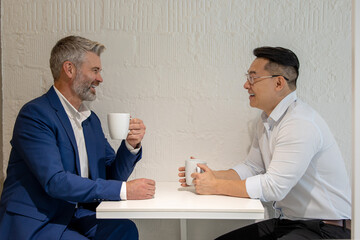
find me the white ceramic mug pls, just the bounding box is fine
[185,158,207,186]
[107,113,130,139]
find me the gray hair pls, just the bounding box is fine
[50,35,105,80]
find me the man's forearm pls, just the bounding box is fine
[215,179,250,198]
[214,169,241,180]
[211,169,250,198]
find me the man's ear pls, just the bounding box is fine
[63,61,76,78]
[275,76,287,91]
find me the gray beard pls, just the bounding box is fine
[73,74,96,102]
[75,86,96,101]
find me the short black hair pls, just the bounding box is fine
[253,47,299,89]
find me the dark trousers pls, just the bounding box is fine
[60,207,138,240]
[215,218,350,240]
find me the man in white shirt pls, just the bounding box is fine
[179,47,351,239]
[0,36,155,240]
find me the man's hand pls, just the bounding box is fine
[178,156,198,186]
[126,178,156,200]
[180,162,249,198]
[126,118,146,148]
[193,165,250,198]
[192,164,219,195]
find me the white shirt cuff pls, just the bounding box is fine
[125,140,141,155]
[245,175,263,200]
[120,182,127,200]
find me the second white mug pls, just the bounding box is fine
[185,158,207,186]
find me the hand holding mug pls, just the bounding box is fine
[178,157,207,186]
[192,164,218,195]
[107,113,146,148]
[126,118,146,148]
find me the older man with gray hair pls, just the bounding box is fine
[0,35,155,240]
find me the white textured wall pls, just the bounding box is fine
[1,0,352,239]
[353,0,360,238]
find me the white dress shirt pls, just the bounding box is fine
[54,86,139,200]
[233,91,351,220]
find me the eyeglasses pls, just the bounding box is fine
[245,74,289,85]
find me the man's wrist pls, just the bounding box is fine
[215,179,222,195]
[125,140,141,155]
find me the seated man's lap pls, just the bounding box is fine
[215,218,278,239]
[95,219,138,240]
[216,218,350,240]
[61,207,138,240]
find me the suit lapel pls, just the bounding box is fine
[82,118,98,179]
[46,87,81,175]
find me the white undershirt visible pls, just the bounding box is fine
[54,86,138,200]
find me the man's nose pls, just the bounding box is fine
[244,80,250,89]
[96,73,103,82]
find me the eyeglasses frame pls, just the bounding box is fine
[245,74,289,85]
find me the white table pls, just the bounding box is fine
[97,182,264,239]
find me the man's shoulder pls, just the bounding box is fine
[281,99,329,137]
[21,86,61,109]
[21,92,52,112]
[286,99,317,120]
[17,89,62,122]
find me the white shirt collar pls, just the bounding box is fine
[261,91,297,125]
[53,85,91,123]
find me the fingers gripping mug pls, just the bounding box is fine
[185,158,207,185]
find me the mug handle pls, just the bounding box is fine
[196,166,204,173]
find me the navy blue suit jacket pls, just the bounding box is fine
[0,87,142,239]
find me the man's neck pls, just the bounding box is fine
[264,89,295,117]
[54,81,82,110]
